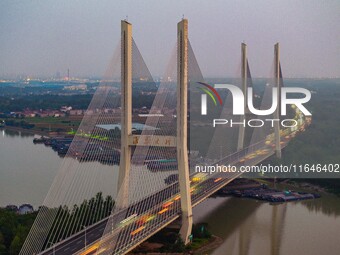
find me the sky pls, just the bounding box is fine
[0,0,339,78]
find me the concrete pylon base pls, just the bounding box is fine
[179,213,193,244]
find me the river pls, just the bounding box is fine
[193,192,340,255]
[0,129,62,208]
[1,128,340,254]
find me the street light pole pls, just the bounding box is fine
[83,225,87,249]
[48,242,55,255]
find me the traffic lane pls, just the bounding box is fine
[39,185,178,255]
[40,170,238,254]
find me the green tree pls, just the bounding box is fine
[9,236,21,255]
[0,232,4,245]
[0,232,7,254]
[0,244,7,255]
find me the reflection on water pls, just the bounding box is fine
[0,129,62,208]
[194,197,262,238]
[2,128,34,138]
[275,183,340,217]
[194,194,340,255]
[299,193,340,217]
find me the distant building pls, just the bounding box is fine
[18,204,34,214]
[60,106,72,112]
[63,84,87,91]
[69,109,84,116]
[53,112,66,118]
[23,110,37,118]
[33,110,66,118]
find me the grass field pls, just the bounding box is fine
[5,116,83,133]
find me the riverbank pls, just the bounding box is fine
[284,180,328,193]
[1,115,82,136]
[192,235,223,254]
[218,182,320,203]
[2,125,64,137]
[129,235,223,255]
[257,178,331,195]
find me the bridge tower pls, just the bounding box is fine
[274,43,282,158]
[237,43,247,151]
[177,18,193,245]
[117,18,193,243]
[118,20,132,208]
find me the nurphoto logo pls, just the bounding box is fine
[199,82,312,128]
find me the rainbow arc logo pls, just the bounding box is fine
[197,82,223,106]
[197,82,223,115]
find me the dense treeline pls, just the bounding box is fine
[0,95,93,112]
[0,94,156,113]
[44,192,114,249]
[0,193,114,255]
[0,85,73,96]
[0,81,158,112]
[4,120,35,129]
[296,179,340,196]
[0,209,37,254]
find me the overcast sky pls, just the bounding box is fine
[0,0,339,78]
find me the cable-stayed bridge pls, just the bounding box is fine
[20,19,310,255]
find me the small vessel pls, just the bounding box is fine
[33,135,49,143]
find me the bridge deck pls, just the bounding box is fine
[39,138,283,255]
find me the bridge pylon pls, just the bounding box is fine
[177,18,193,245]
[117,18,193,243]
[237,43,247,151]
[117,20,132,208]
[274,43,282,158]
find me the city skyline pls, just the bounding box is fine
[1,0,339,78]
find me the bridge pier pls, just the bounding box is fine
[177,18,193,245]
